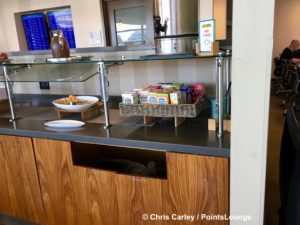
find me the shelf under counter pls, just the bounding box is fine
[0,106,230,157]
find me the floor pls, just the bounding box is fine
[0,214,37,225]
[264,95,286,225]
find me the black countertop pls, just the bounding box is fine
[0,107,230,158]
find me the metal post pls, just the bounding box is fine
[223,56,228,116]
[97,62,111,129]
[2,66,16,121]
[106,128,111,138]
[12,121,17,130]
[225,50,231,115]
[216,54,224,137]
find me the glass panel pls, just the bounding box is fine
[0,63,97,82]
[0,53,231,82]
[0,52,231,66]
[115,6,146,46]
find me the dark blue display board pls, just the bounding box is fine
[48,9,76,48]
[22,13,50,50]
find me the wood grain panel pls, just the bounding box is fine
[116,174,165,225]
[164,152,229,225]
[0,135,45,224]
[33,138,77,225]
[214,0,227,40]
[72,167,117,225]
[32,138,229,225]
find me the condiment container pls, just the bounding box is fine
[180,86,191,104]
[122,92,138,104]
[147,93,158,104]
[191,84,205,103]
[147,92,169,104]
[210,97,227,119]
[170,91,182,104]
[156,93,169,104]
[136,89,149,104]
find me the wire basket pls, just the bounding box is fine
[119,96,206,118]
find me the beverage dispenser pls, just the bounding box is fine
[153,0,198,54]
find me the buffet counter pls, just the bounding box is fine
[0,106,230,157]
[0,51,231,225]
[0,103,230,225]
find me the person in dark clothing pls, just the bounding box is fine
[291,47,300,65]
[281,48,293,60]
[280,40,300,60]
[293,49,300,58]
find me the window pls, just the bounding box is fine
[103,0,154,46]
[115,6,147,46]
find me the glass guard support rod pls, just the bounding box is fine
[2,65,16,122]
[97,62,111,129]
[216,54,224,137]
[225,50,231,115]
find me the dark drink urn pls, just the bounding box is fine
[51,30,70,58]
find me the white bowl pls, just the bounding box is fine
[52,96,99,111]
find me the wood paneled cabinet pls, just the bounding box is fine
[0,135,228,225]
[33,138,229,225]
[0,135,45,224]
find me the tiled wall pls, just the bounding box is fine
[2,50,218,97]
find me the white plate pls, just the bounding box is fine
[52,96,99,111]
[44,120,85,128]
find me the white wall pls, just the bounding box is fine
[231,0,275,224]
[273,0,300,58]
[0,0,105,51]
[0,0,221,96]
[199,0,213,20]
[0,0,227,52]
[199,0,227,40]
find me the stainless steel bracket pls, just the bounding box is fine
[97,62,111,129]
[2,65,16,122]
[216,53,224,137]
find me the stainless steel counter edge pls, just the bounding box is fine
[0,118,230,158]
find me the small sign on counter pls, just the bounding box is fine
[198,19,215,53]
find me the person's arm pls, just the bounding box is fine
[291,58,300,65]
